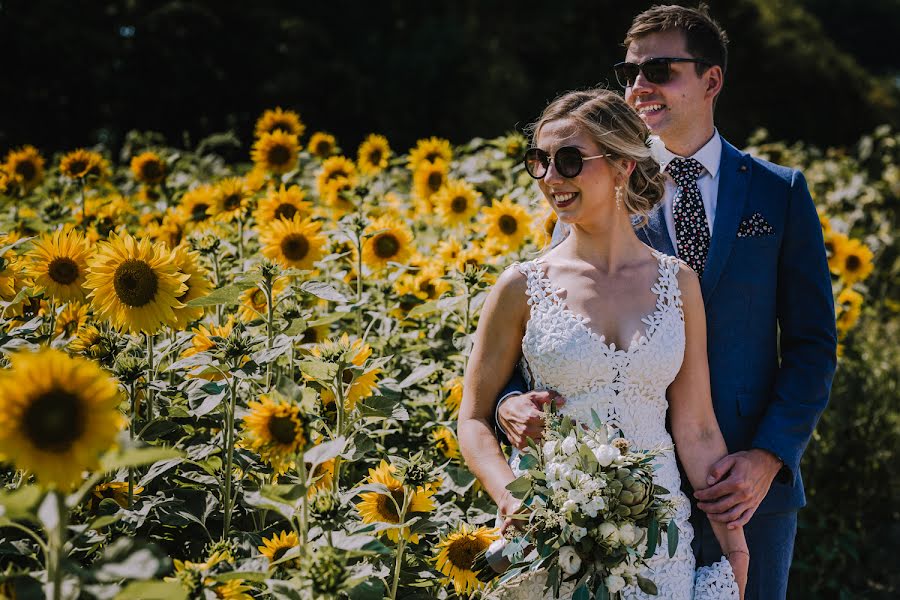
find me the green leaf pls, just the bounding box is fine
[186,282,256,307]
[595,580,610,600]
[283,318,308,337]
[396,362,439,388]
[0,485,43,520]
[667,522,679,558]
[573,584,589,600]
[505,476,532,499]
[299,281,347,302]
[101,446,184,472]
[0,235,35,257]
[347,578,386,600]
[406,299,438,318]
[298,359,337,382]
[517,454,538,470]
[636,574,659,595]
[644,518,659,559]
[307,313,345,328]
[115,581,188,600]
[590,408,604,429]
[303,437,346,470]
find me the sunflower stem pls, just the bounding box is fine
[298,459,309,546]
[356,229,364,339]
[48,491,68,600]
[388,490,412,600]
[78,178,87,231]
[145,333,155,424]
[237,218,244,262]
[128,382,137,508]
[212,253,223,326]
[46,299,57,340]
[331,361,346,495]
[221,373,238,541]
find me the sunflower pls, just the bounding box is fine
[433,179,480,227]
[434,523,500,596]
[145,210,186,249]
[237,277,288,322]
[835,287,864,335]
[413,159,449,206]
[85,231,188,334]
[435,238,464,266]
[537,210,558,248]
[407,137,452,170]
[320,366,381,411]
[259,215,327,271]
[68,324,113,362]
[3,145,45,191]
[444,376,463,418]
[395,263,450,302]
[130,151,167,185]
[181,319,234,358]
[213,579,254,600]
[252,130,300,174]
[171,245,213,327]
[836,238,874,285]
[258,530,299,564]
[321,178,357,216]
[315,156,358,198]
[308,457,336,498]
[357,134,392,175]
[178,184,219,226]
[297,322,330,346]
[817,207,831,234]
[308,132,337,159]
[361,216,414,271]
[54,302,90,337]
[431,426,460,460]
[824,231,849,274]
[59,148,108,182]
[255,107,306,139]
[0,348,125,490]
[241,394,308,474]
[254,184,312,225]
[213,177,251,223]
[355,460,436,543]
[27,228,93,303]
[90,481,143,510]
[503,132,527,159]
[480,197,531,251]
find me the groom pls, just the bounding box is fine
[493,5,837,599]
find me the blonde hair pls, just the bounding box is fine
[526,88,665,226]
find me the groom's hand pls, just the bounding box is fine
[498,390,565,450]
[693,449,783,528]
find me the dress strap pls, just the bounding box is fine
[650,251,684,311]
[513,260,555,308]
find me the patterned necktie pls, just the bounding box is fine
[666,157,710,277]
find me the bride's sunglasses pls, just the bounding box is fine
[523,146,611,179]
[613,57,713,88]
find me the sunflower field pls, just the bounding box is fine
[0,109,896,599]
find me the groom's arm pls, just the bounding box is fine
[752,170,838,482]
[493,371,529,445]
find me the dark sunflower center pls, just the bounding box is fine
[316,141,333,156]
[450,196,468,214]
[272,546,290,561]
[16,160,37,182]
[267,415,298,444]
[845,255,861,272]
[375,489,405,523]
[301,328,320,344]
[498,214,518,235]
[280,233,310,261]
[824,241,834,255]
[427,172,443,192]
[190,203,209,222]
[425,151,441,162]
[223,194,242,211]
[48,257,80,285]
[113,259,159,307]
[22,388,86,453]
[267,144,292,166]
[447,536,485,571]
[68,160,89,177]
[274,203,297,221]
[325,169,348,183]
[367,149,383,165]
[342,368,354,385]
[251,289,266,305]
[141,161,163,181]
[271,121,293,134]
[373,234,400,259]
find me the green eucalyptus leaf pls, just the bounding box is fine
[645,518,659,559]
[637,574,659,595]
[667,522,679,558]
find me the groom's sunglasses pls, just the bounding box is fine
[613,57,713,88]
[523,146,611,179]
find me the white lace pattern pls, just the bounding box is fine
[489,250,738,600]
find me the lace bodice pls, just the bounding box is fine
[490,250,738,600]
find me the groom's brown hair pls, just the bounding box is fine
[624,3,729,75]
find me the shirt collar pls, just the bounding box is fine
[652,129,722,177]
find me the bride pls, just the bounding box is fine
[457,88,749,599]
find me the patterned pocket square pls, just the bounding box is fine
[737,212,774,237]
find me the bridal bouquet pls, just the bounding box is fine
[477,409,678,599]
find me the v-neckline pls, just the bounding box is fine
[532,250,667,354]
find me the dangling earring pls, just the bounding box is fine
[615,185,623,211]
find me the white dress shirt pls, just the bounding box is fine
[654,130,722,248]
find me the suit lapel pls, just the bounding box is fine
[701,139,750,301]
[638,206,676,256]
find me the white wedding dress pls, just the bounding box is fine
[487,250,738,600]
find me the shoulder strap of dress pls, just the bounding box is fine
[652,252,684,309]
[513,260,551,307]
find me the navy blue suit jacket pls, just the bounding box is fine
[496,138,837,515]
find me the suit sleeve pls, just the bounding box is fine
[492,369,529,446]
[752,170,838,483]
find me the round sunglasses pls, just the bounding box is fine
[523,146,611,179]
[613,57,713,88]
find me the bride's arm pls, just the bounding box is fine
[667,267,749,593]
[458,267,529,519]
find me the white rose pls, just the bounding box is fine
[562,499,578,514]
[567,489,587,506]
[618,523,637,546]
[606,575,627,594]
[597,522,619,544]
[558,546,582,576]
[583,497,605,518]
[593,444,620,467]
[561,436,578,456]
[543,440,557,457]
[572,526,588,542]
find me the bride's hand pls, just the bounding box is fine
[726,550,749,599]
[498,492,528,535]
